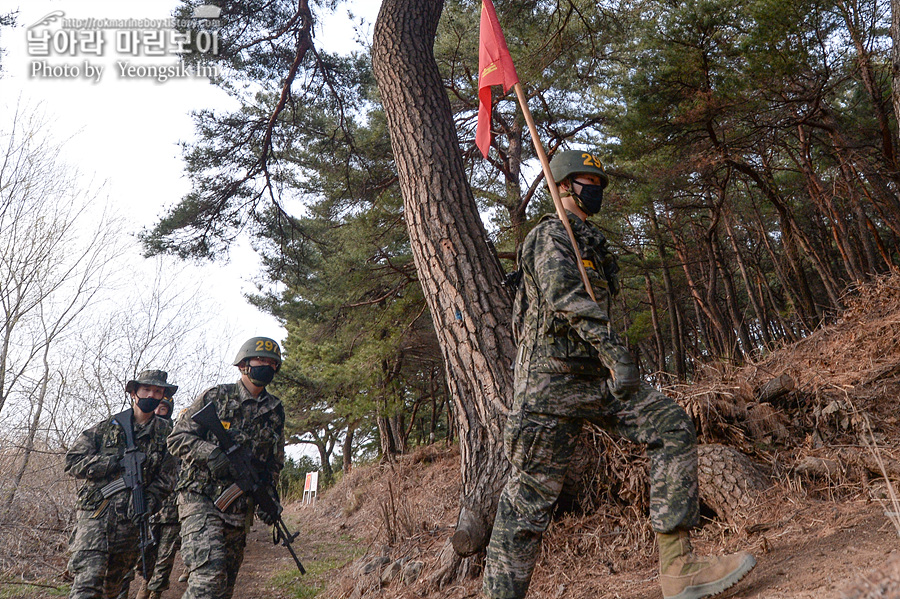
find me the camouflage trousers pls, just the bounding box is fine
[148,521,182,591]
[68,509,141,599]
[115,520,182,598]
[179,509,247,599]
[482,373,698,599]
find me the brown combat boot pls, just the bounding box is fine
[134,579,151,599]
[658,530,756,599]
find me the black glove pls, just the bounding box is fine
[207,448,234,480]
[256,488,282,527]
[257,506,278,526]
[607,347,641,399]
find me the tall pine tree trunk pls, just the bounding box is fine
[372,0,515,572]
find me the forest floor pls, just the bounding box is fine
[93,448,897,599]
[10,273,900,599]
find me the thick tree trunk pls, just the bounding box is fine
[372,0,515,561]
[377,414,401,463]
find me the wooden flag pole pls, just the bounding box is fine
[512,82,597,302]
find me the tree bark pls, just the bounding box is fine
[372,0,515,560]
[755,373,795,404]
[343,424,354,476]
[377,414,401,463]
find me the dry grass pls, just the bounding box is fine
[0,444,74,586]
[654,273,900,501]
[7,274,900,598]
[293,273,900,599]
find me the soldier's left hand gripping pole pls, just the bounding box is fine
[112,408,155,579]
[191,402,306,574]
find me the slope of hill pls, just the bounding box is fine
[290,273,900,599]
[5,274,900,599]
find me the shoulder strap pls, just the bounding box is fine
[111,408,136,450]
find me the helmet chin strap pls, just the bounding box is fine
[561,181,590,215]
[571,193,589,214]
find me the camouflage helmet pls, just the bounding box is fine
[549,150,609,189]
[125,369,178,395]
[232,336,282,368]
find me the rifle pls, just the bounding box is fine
[111,408,155,579]
[191,402,306,574]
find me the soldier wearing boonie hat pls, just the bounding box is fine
[65,369,178,599]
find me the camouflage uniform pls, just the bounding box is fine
[143,470,182,594]
[482,212,699,599]
[116,491,181,599]
[66,411,176,599]
[167,380,285,599]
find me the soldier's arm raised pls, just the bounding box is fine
[166,393,218,467]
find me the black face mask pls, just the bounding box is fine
[573,182,604,215]
[248,365,277,387]
[136,396,162,414]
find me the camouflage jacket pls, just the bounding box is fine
[513,211,629,376]
[167,379,285,518]
[65,410,176,516]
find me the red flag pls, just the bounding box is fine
[476,0,519,158]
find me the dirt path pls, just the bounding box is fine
[140,523,294,599]
[20,471,900,599]
[138,521,309,599]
